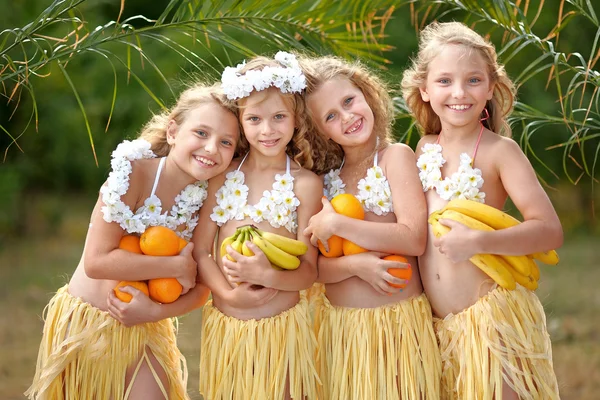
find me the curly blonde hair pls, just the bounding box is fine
[138,82,239,157]
[401,21,516,137]
[298,55,396,173]
[231,55,321,172]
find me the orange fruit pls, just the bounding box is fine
[178,237,188,253]
[331,193,365,220]
[383,255,412,288]
[342,239,369,256]
[140,226,180,256]
[119,235,143,254]
[148,278,183,304]
[318,235,344,257]
[114,280,149,303]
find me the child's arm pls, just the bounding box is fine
[222,172,321,291]
[304,144,427,256]
[83,170,197,292]
[194,173,279,307]
[436,138,563,262]
[106,283,210,326]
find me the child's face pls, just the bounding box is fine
[306,77,374,147]
[240,88,295,158]
[420,44,494,130]
[167,101,239,181]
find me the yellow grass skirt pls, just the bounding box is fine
[199,292,321,399]
[434,285,559,400]
[25,285,188,400]
[315,293,441,400]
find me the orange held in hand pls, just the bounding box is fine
[318,235,344,258]
[119,235,143,254]
[114,281,150,303]
[140,226,180,256]
[148,278,183,304]
[331,193,365,220]
[383,255,412,289]
[178,237,188,253]
[342,239,368,256]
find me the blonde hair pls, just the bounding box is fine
[233,55,319,172]
[299,55,395,172]
[138,82,238,157]
[401,21,516,137]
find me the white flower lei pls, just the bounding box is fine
[211,169,299,233]
[221,51,306,100]
[100,139,208,240]
[417,143,486,203]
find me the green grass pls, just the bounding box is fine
[1,200,599,399]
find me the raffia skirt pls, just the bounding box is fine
[25,285,188,400]
[199,291,321,400]
[434,285,560,400]
[314,291,441,400]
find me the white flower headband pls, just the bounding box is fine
[221,51,306,100]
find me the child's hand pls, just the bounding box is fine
[222,242,273,287]
[350,252,409,295]
[107,286,160,327]
[175,242,197,294]
[304,197,337,249]
[226,283,279,309]
[433,219,477,262]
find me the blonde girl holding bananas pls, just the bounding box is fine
[402,21,563,399]
[193,51,327,400]
[299,55,442,400]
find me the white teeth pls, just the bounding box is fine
[448,104,471,110]
[346,119,361,133]
[195,156,215,166]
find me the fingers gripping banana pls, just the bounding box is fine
[250,231,301,270]
[256,229,308,256]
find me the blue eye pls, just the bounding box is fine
[274,114,285,120]
[221,140,232,146]
[196,130,207,137]
[469,77,481,84]
[344,97,353,105]
[248,116,259,122]
[326,113,335,122]
[439,78,450,84]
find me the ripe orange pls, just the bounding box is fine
[119,235,143,254]
[140,226,180,256]
[148,278,183,304]
[114,280,149,303]
[383,255,412,289]
[342,239,369,256]
[318,235,344,257]
[331,193,365,220]
[178,237,188,253]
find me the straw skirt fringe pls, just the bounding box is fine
[434,285,559,400]
[25,285,188,400]
[199,292,321,400]
[315,293,441,400]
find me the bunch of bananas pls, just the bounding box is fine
[428,199,560,291]
[220,225,308,270]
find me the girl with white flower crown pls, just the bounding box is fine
[299,55,441,399]
[194,52,325,400]
[402,21,563,399]
[25,82,257,400]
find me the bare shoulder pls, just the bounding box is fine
[381,142,415,159]
[415,134,439,156]
[294,166,323,191]
[482,133,525,162]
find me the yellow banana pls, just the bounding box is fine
[220,234,236,261]
[444,199,520,229]
[530,250,559,265]
[499,256,538,291]
[250,231,301,270]
[255,228,308,256]
[499,254,532,277]
[529,260,541,281]
[229,230,245,257]
[241,231,254,257]
[438,208,494,232]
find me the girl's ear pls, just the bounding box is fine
[486,82,495,101]
[166,120,178,145]
[419,86,430,102]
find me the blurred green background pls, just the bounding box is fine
[1,0,599,399]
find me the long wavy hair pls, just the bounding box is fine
[401,21,516,137]
[298,55,396,173]
[138,82,239,157]
[233,55,323,172]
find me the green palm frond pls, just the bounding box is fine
[1,0,405,161]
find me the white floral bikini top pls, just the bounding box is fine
[210,153,300,233]
[100,139,208,240]
[323,149,393,216]
[417,124,486,203]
